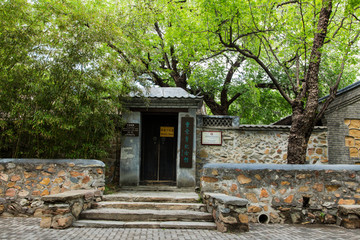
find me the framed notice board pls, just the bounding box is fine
[201,131,222,145]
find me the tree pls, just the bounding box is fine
[0,0,130,159]
[198,0,360,163]
[42,0,291,119]
[99,0,267,115]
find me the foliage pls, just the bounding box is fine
[89,0,261,115]
[0,0,131,159]
[102,0,360,121]
[197,0,360,98]
[2,0,359,163]
[229,88,292,125]
[195,0,360,163]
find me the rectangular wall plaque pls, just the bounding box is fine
[180,117,194,168]
[201,131,222,145]
[160,126,174,137]
[121,123,139,137]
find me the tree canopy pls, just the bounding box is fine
[196,0,360,163]
[1,0,360,164]
[0,0,131,158]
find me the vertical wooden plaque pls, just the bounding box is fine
[180,117,194,168]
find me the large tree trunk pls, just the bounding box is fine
[202,94,229,115]
[287,0,332,164]
[287,101,317,164]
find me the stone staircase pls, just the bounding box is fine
[73,191,216,230]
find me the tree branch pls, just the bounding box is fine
[154,22,171,69]
[228,93,241,106]
[262,36,297,93]
[220,55,244,106]
[217,31,293,105]
[199,50,227,62]
[352,13,360,22]
[317,28,360,120]
[255,83,277,89]
[276,0,299,8]
[299,1,308,76]
[107,42,131,65]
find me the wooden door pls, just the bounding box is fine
[141,114,177,184]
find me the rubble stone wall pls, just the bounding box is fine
[201,163,360,224]
[196,126,328,184]
[0,159,105,217]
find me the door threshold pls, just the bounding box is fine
[120,185,181,192]
[140,180,176,186]
[119,186,196,192]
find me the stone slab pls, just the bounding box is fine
[203,163,360,171]
[73,220,216,230]
[0,158,105,167]
[338,205,360,216]
[203,193,248,206]
[102,191,199,203]
[93,201,206,211]
[42,190,101,202]
[124,221,161,228]
[73,220,125,228]
[80,208,213,222]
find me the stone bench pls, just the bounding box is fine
[40,190,102,229]
[337,205,360,229]
[202,192,249,232]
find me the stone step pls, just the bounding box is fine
[73,220,217,230]
[92,201,207,212]
[80,208,213,222]
[102,191,200,203]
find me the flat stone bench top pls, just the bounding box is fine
[0,158,105,167]
[338,205,360,215]
[42,189,101,202]
[203,163,360,171]
[203,192,248,206]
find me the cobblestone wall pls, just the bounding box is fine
[0,159,105,217]
[201,163,360,224]
[196,126,328,183]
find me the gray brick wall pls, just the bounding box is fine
[322,86,360,164]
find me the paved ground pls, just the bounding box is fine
[0,217,359,240]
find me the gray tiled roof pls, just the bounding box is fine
[273,81,360,125]
[238,124,326,130]
[130,87,202,99]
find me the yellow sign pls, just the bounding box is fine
[160,126,174,137]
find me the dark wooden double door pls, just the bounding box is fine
[141,113,177,184]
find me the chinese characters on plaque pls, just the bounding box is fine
[160,126,175,137]
[180,117,194,168]
[121,123,139,137]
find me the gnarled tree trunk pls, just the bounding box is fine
[287,0,332,164]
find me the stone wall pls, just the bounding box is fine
[0,159,105,217]
[40,190,102,229]
[344,119,360,159]
[196,126,328,184]
[102,136,121,184]
[201,163,360,224]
